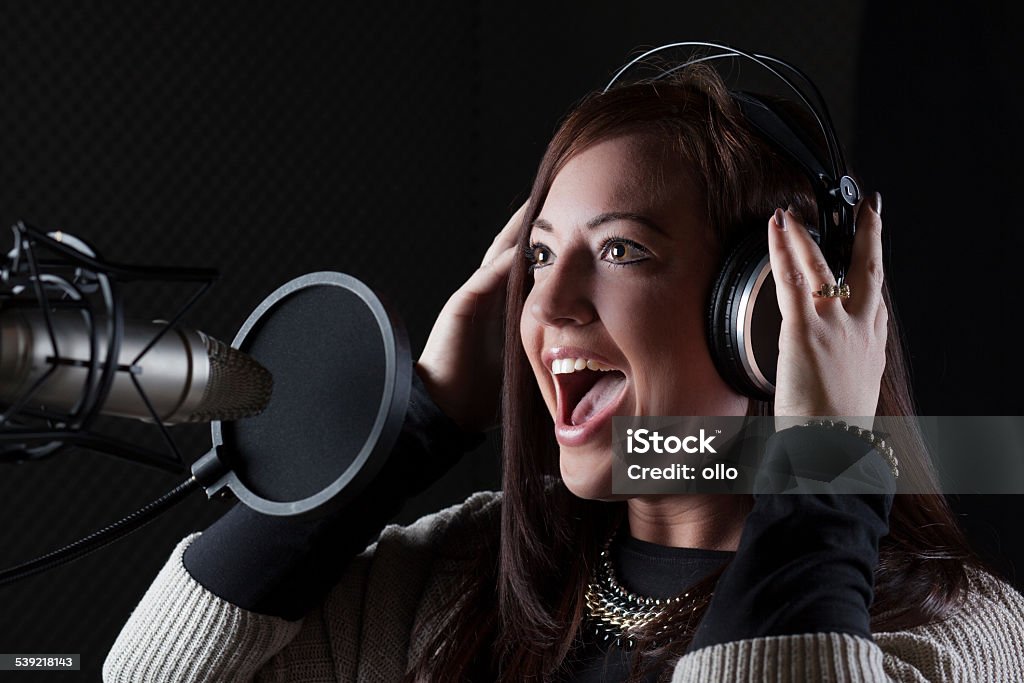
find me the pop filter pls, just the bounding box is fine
[193,272,411,519]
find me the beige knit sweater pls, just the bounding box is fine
[104,491,1024,682]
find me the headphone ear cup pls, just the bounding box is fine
[706,230,781,400]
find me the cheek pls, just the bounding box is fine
[600,276,707,356]
[519,297,553,401]
[519,295,541,365]
[605,277,714,410]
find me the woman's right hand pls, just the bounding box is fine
[415,203,528,433]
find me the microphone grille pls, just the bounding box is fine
[188,334,273,422]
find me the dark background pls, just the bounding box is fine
[0,1,1020,679]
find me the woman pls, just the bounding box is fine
[104,62,1024,682]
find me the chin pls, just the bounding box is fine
[559,446,615,500]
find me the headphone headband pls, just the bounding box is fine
[603,41,860,285]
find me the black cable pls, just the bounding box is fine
[0,476,201,586]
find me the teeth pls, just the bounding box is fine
[550,357,615,375]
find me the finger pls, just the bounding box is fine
[768,208,818,322]
[480,202,529,267]
[782,208,843,310]
[845,192,884,319]
[463,245,518,299]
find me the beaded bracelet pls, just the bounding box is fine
[799,419,900,479]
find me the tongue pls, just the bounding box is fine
[570,372,626,426]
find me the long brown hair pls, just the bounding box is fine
[409,64,985,682]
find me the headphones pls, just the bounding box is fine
[604,42,861,400]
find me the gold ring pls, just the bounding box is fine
[812,283,851,299]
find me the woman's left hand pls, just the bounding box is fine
[769,193,887,429]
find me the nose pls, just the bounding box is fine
[527,251,597,328]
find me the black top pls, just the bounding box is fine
[184,372,895,678]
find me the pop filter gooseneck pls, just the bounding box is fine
[192,272,412,519]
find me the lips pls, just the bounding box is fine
[544,348,630,447]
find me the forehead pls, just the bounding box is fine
[542,132,694,218]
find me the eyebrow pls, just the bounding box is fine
[530,212,668,236]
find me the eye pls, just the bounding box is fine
[524,241,553,271]
[600,237,649,266]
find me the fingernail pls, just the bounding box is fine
[774,208,786,231]
[869,192,882,218]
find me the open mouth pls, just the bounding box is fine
[553,359,628,427]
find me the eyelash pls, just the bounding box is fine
[523,235,650,272]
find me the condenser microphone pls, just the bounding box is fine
[0,310,273,424]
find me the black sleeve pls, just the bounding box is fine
[181,369,486,621]
[688,426,896,651]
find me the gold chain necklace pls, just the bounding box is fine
[583,526,711,650]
